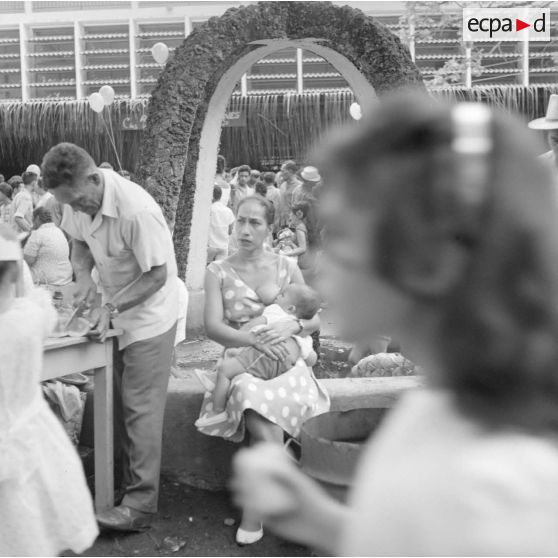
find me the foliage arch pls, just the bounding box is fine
[139,1,422,274]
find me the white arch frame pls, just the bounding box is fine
[186,39,377,330]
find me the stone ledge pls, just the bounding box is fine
[161,375,423,490]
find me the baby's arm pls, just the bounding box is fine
[239,315,268,331]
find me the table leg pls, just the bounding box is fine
[93,339,115,512]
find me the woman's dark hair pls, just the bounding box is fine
[33,206,53,225]
[282,160,298,174]
[255,180,267,197]
[7,175,22,189]
[292,202,310,220]
[216,155,226,174]
[263,172,276,185]
[319,94,558,434]
[237,195,275,226]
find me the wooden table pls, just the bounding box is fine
[42,330,120,512]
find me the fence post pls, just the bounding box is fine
[464,41,473,89]
[521,39,529,87]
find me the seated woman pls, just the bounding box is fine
[196,195,329,545]
[23,207,72,288]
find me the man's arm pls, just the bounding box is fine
[13,194,33,232]
[109,263,167,313]
[71,239,95,278]
[14,216,32,232]
[88,263,168,343]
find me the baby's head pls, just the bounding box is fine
[276,284,321,320]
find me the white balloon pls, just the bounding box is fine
[88,92,105,113]
[151,42,169,65]
[349,102,362,121]
[99,85,115,106]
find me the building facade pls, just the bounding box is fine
[0,0,557,102]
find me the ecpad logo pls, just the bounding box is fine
[463,8,550,41]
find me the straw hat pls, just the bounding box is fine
[300,166,321,182]
[528,94,558,130]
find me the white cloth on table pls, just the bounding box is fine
[341,389,558,556]
[0,288,98,556]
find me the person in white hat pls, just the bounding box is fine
[528,93,558,184]
[25,164,41,177]
[293,166,321,207]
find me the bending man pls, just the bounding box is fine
[42,143,178,531]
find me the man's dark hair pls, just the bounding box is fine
[33,206,53,225]
[282,160,298,174]
[41,143,96,190]
[0,182,12,200]
[216,155,226,175]
[238,165,251,175]
[7,175,22,189]
[213,185,222,202]
[22,171,37,186]
[255,181,267,197]
[262,172,275,185]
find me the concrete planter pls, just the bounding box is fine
[161,375,422,490]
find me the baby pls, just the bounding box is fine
[274,227,297,256]
[195,283,321,428]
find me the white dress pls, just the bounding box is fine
[0,289,98,556]
[341,389,558,556]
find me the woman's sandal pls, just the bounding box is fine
[236,525,264,546]
[194,411,228,428]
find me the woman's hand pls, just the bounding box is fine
[254,318,299,345]
[231,443,345,554]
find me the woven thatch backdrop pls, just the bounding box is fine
[0,84,556,179]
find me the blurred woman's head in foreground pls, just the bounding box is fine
[317,93,558,433]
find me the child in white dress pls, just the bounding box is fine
[0,224,98,556]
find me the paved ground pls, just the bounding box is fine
[77,478,312,557]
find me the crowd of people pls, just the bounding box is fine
[208,156,323,287]
[2,91,558,557]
